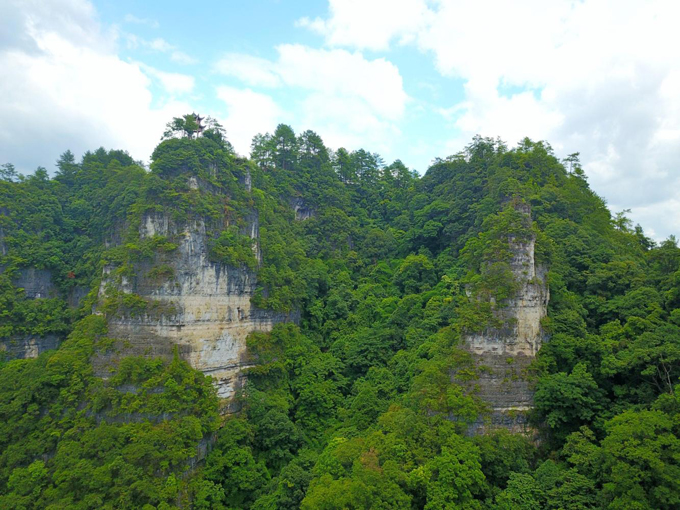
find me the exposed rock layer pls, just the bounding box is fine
[464,206,549,433]
[0,267,65,359]
[291,197,315,221]
[0,334,60,360]
[13,268,56,299]
[97,211,293,399]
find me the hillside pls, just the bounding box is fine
[1,117,679,509]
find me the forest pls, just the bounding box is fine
[0,115,679,509]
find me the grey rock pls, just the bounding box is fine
[14,268,56,299]
[97,211,293,400]
[291,198,315,221]
[0,334,60,360]
[463,205,549,434]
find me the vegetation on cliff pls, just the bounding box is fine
[0,117,679,508]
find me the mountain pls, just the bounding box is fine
[1,117,678,509]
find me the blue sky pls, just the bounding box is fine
[94,0,464,171]
[2,0,680,240]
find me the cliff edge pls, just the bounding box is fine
[463,203,549,433]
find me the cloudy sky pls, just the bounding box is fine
[1,0,679,240]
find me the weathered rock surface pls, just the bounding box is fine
[291,197,315,221]
[13,268,56,299]
[0,226,6,256]
[464,205,549,433]
[0,266,65,359]
[0,334,60,360]
[97,210,294,399]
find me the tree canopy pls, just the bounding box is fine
[0,119,678,508]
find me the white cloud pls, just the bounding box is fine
[276,45,407,120]
[304,0,680,239]
[215,54,281,88]
[125,35,198,65]
[170,51,197,65]
[216,86,285,156]
[440,86,564,156]
[298,92,401,156]
[5,0,679,240]
[149,37,173,52]
[139,63,195,94]
[216,45,407,119]
[124,14,159,29]
[214,44,408,155]
[630,198,680,241]
[1,0,111,54]
[0,0,192,171]
[296,0,431,51]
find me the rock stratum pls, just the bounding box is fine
[464,204,549,433]
[95,210,295,400]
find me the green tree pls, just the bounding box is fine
[493,473,544,510]
[1,163,18,182]
[424,435,485,509]
[534,362,605,441]
[600,409,680,510]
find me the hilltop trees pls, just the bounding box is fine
[162,113,233,152]
[0,118,679,508]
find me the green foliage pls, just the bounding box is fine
[534,362,606,442]
[162,113,233,152]
[600,409,680,509]
[393,254,437,294]
[424,434,486,509]
[0,315,219,509]
[147,263,175,282]
[493,472,544,510]
[0,271,71,337]
[100,288,152,318]
[195,418,269,509]
[2,122,680,508]
[209,226,258,270]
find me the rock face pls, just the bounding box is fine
[464,205,549,433]
[97,210,294,399]
[0,334,60,361]
[291,198,315,221]
[13,268,56,299]
[0,267,64,359]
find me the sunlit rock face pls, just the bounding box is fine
[96,210,294,400]
[464,205,549,434]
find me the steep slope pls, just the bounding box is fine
[463,203,549,432]
[97,207,293,399]
[1,123,679,509]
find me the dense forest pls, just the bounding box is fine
[1,115,679,509]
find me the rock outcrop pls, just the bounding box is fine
[0,334,60,361]
[13,268,56,299]
[96,210,294,400]
[464,204,549,433]
[0,266,65,359]
[291,197,315,221]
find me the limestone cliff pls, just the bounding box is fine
[291,197,315,221]
[96,210,294,400]
[464,204,549,433]
[0,334,60,360]
[12,268,56,299]
[0,267,65,360]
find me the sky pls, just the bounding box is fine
[1,0,680,240]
